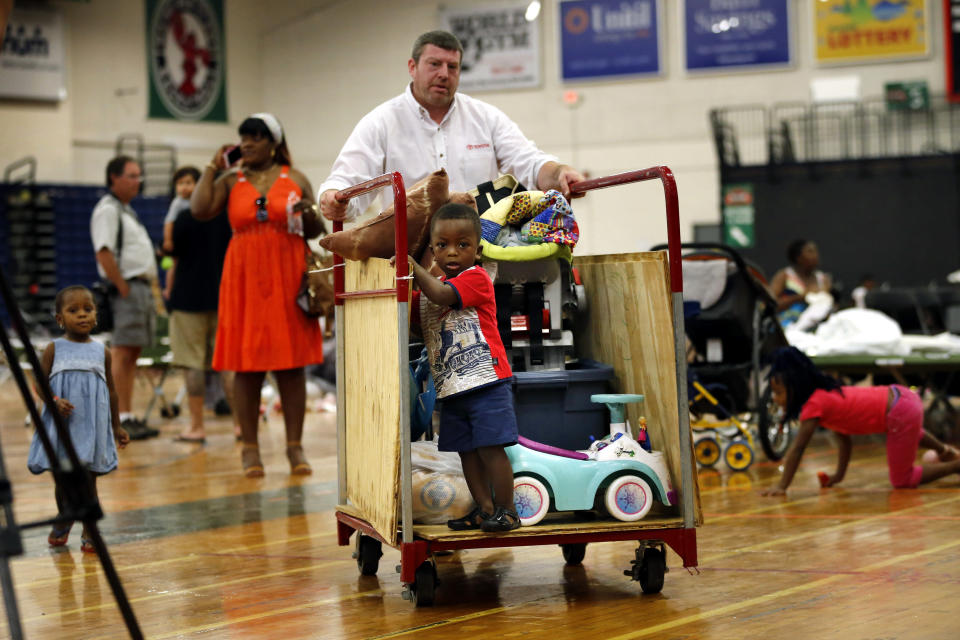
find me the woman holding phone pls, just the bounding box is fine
[191,113,325,478]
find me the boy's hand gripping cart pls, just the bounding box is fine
[332,167,699,606]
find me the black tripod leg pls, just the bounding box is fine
[80,525,143,638]
[0,467,24,639]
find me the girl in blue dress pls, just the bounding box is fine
[27,285,129,552]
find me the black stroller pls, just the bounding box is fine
[654,243,793,462]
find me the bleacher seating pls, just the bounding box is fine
[0,183,171,328]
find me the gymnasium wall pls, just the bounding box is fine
[729,157,960,291]
[0,0,952,257]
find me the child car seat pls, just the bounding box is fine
[473,180,584,372]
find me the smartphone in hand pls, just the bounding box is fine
[223,145,242,167]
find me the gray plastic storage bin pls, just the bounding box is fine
[512,359,614,451]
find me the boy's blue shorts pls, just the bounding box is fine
[437,380,518,453]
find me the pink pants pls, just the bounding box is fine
[886,385,924,488]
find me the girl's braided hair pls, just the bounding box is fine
[768,346,841,420]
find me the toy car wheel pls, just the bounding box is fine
[354,533,382,576]
[638,547,666,594]
[723,439,754,472]
[561,543,587,565]
[513,475,550,526]
[694,436,721,467]
[604,475,653,522]
[412,561,437,607]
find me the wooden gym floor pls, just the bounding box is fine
[0,374,958,639]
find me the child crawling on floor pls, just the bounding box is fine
[761,347,960,496]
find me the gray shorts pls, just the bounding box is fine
[111,279,156,348]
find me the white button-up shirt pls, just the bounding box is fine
[90,194,158,280]
[317,84,557,219]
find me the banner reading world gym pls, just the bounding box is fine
[559,0,662,80]
[814,0,929,65]
[146,0,227,122]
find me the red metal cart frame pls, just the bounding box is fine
[331,167,696,604]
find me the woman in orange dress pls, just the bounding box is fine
[191,113,324,477]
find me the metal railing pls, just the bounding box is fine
[711,95,960,167]
[115,134,177,197]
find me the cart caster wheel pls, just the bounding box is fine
[353,534,382,576]
[723,439,754,472]
[412,561,437,607]
[161,405,180,419]
[694,436,721,467]
[637,547,666,594]
[625,545,667,594]
[561,543,587,565]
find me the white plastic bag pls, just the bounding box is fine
[411,439,475,524]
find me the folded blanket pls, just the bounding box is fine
[521,190,578,246]
[479,190,579,249]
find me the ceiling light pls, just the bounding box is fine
[525,0,541,22]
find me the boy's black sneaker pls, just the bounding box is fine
[480,506,521,532]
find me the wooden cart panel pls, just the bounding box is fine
[574,251,704,526]
[342,258,403,541]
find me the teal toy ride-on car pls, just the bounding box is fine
[507,433,676,526]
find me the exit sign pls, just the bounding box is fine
[885,81,930,111]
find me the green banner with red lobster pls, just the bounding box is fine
[146,0,227,122]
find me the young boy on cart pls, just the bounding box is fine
[394,202,521,532]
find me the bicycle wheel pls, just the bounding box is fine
[757,384,795,461]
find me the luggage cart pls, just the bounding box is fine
[332,167,699,606]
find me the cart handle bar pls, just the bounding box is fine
[329,166,682,298]
[331,171,409,303]
[569,166,682,293]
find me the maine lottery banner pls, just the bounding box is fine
[814,0,929,64]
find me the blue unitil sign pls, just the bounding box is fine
[684,0,791,71]
[560,0,661,80]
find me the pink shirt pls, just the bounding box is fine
[799,386,890,435]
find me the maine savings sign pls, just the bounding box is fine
[685,0,792,71]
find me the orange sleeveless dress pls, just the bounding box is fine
[212,166,324,372]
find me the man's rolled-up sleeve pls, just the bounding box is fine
[90,201,119,254]
[317,113,388,220]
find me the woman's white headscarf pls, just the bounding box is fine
[250,112,283,143]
